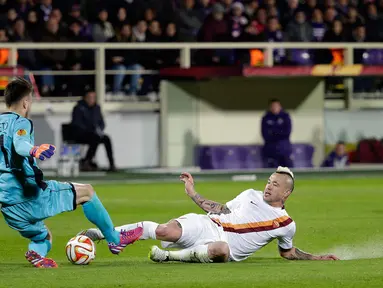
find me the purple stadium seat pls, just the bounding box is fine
[290,49,313,66]
[195,146,214,169]
[291,144,314,168]
[196,146,243,169]
[239,145,264,169]
[196,144,314,170]
[362,49,383,65]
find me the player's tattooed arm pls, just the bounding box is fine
[190,193,231,214]
[279,247,339,260]
[180,172,231,214]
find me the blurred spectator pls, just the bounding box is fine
[324,0,335,9]
[221,0,233,12]
[38,0,53,22]
[115,7,128,33]
[285,10,313,42]
[108,23,143,95]
[323,19,345,42]
[6,8,17,36]
[68,4,84,24]
[51,8,68,35]
[144,20,163,68]
[245,7,267,41]
[320,20,345,63]
[261,98,293,168]
[199,3,228,42]
[265,17,285,64]
[365,4,383,41]
[26,9,38,40]
[66,19,91,96]
[336,0,350,17]
[38,17,67,96]
[244,0,259,18]
[264,0,276,11]
[344,6,364,39]
[71,90,116,172]
[132,20,147,42]
[324,7,338,28]
[162,23,180,66]
[144,8,157,24]
[177,0,203,41]
[281,0,299,27]
[321,142,349,168]
[198,3,230,64]
[0,27,8,42]
[197,0,212,21]
[92,8,115,42]
[147,20,162,42]
[268,6,280,19]
[11,18,37,69]
[311,9,326,42]
[14,0,31,20]
[228,2,248,41]
[67,4,91,38]
[303,0,318,18]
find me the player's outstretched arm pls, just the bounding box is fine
[279,247,339,260]
[179,172,231,214]
[13,119,56,160]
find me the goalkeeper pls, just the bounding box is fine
[0,78,143,268]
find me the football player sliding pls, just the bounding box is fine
[80,167,340,263]
[0,78,142,268]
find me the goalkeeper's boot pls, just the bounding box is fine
[77,228,105,242]
[149,245,169,263]
[108,226,143,255]
[25,250,58,268]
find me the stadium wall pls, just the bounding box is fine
[161,77,325,168]
[325,110,383,144]
[32,112,159,169]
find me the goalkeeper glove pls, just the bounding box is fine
[30,144,56,161]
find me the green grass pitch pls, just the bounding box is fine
[1,177,383,288]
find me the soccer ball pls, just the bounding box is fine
[66,235,96,265]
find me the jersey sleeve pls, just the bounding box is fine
[277,222,296,250]
[226,189,253,210]
[13,118,34,157]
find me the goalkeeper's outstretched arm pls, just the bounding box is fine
[179,172,231,214]
[279,247,339,260]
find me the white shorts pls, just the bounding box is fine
[161,213,228,249]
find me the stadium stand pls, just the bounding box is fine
[1,0,382,96]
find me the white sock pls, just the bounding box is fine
[115,221,159,240]
[168,245,212,263]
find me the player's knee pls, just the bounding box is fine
[77,184,94,202]
[155,224,169,239]
[208,242,230,263]
[46,228,53,245]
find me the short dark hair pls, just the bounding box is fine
[4,77,33,107]
[269,98,280,105]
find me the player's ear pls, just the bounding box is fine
[22,96,29,109]
[284,189,292,198]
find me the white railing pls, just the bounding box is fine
[2,42,383,113]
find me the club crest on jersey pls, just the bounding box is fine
[272,220,280,228]
[17,129,27,136]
